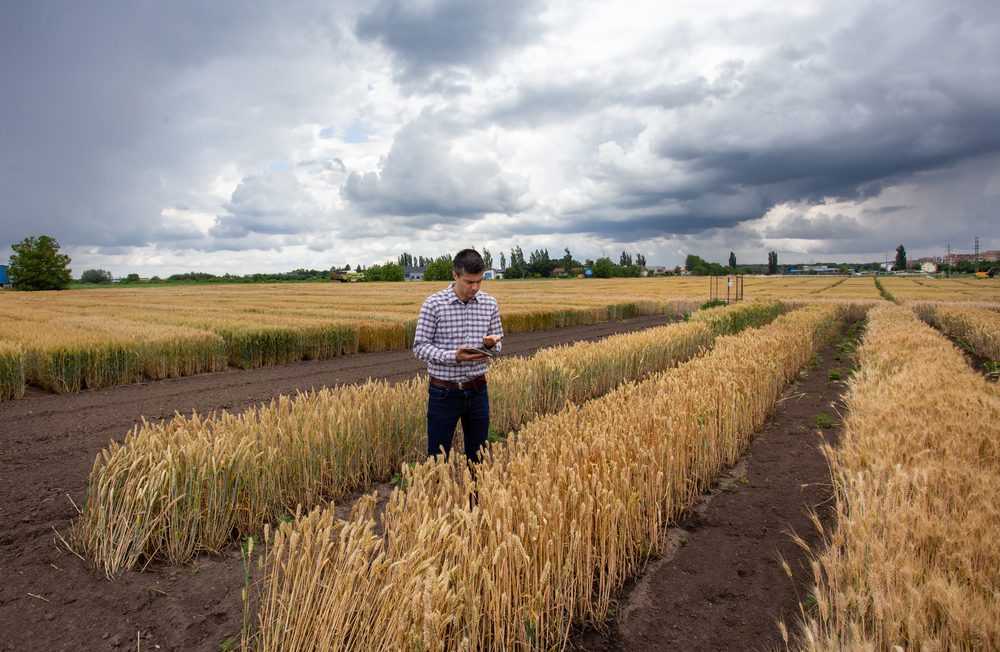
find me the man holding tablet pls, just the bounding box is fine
[413,248,503,464]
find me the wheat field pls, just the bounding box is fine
[795,305,1000,650]
[254,303,844,650]
[2,276,994,399]
[72,300,787,577]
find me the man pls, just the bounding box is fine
[413,249,503,464]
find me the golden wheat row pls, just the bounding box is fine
[795,305,1000,651]
[926,304,1000,362]
[72,301,783,577]
[0,295,697,399]
[254,303,845,651]
[0,341,26,400]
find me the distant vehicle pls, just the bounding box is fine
[986,267,1000,278]
[331,271,365,282]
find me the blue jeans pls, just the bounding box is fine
[427,383,490,464]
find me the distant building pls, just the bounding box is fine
[483,268,503,280]
[403,266,426,281]
[791,264,840,274]
[643,265,668,276]
[921,262,938,274]
[0,264,10,288]
[941,250,1000,265]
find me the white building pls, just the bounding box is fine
[403,266,426,281]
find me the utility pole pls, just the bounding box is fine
[975,236,980,273]
[947,243,951,277]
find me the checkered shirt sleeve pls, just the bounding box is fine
[413,285,504,382]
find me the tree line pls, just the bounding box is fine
[6,234,991,291]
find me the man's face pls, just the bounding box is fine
[453,269,485,301]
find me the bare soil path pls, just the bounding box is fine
[0,316,675,651]
[572,326,857,651]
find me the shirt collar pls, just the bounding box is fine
[447,281,479,304]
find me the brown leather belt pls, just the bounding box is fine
[429,375,487,390]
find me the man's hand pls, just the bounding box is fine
[456,346,489,362]
[482,334,501,349]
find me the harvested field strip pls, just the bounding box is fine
[928,304,1000,362]
[798,305,1000,650]
[880,276,1000,302]
[255,303,843,651]
[73,300,784,577]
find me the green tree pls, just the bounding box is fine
[685,254,707,275]
[80,268,113,284]
[561,248,574,271]
[507,246,526,278]
[728,251,737,269]
[593,257,614,278]
[8,235,72,290]
[684,253,727,275]
[894,244,907,271]
[767,251,778,275]
[527,248,555,277]
[125,273,141,282]
[365,262,404,282]
[482,248,493,269]
[423,255,454,281]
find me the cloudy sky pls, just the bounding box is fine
[1,0,998,276]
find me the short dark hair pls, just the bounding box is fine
[453,248,485,276]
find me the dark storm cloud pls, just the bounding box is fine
[342,109,531,221]
[656,102,1000,205]
[354,0,545,86]
[587,2,1000,241]
[0,1,343,251]
[3,0,998,272]
[556,214,741,240]
[488,76,721,128]
[762,212,868,240]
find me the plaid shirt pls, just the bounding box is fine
[413,283,504,382]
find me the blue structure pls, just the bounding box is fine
[0,264,9,287]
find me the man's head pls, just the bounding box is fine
[452,248,486,302]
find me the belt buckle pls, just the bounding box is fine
[457,380,469,390]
